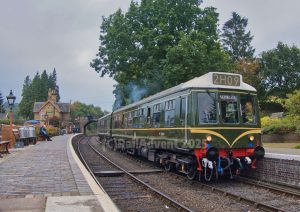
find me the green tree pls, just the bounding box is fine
[91,0,231,109]
[49,68,60,101]
[259,42,300,99]
[0,90,5,113]
[221,12,255,62]
[18,76,33,119]
[70,101,107,121]
[285,90,300,117]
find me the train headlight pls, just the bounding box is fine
[248,135,255,141]
[206,135,212,142]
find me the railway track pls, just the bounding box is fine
[75,135,193,211]
[97,136,300,211]
[74,137,300,211]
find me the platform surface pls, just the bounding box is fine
[265,147,300,161]
[0,135,118,212]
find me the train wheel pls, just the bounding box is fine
[187,165,197,180]
[164,161,174,172]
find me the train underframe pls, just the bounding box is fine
[99,135,265,182]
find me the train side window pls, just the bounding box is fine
[128,112,133,128]
[139,108,145,128]
[165,99,176,127]
[124,113,128,128]
[121,114,125,128]
[152,103,161,128]
[147,107,151,124]
[133,110,139,128]
[180,97,186,125]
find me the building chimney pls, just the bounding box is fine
[48,88,57,102]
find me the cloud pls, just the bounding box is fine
[0,0,132,111]
[202,0,300,54]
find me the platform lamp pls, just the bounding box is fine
[6,90,16,144]
[44,114,48,126]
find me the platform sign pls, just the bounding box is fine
[212,73,240,86]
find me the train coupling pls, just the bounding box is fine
[202,158,213,169]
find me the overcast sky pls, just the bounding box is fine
[0,0,299,111]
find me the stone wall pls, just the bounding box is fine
[243,157,300,188]
[262,133,300,143]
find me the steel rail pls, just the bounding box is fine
[76,136,107,193]
[192,181,285,212]
[91,136,286,212]
[86,138,193,212]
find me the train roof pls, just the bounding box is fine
[98,112,112,120]
[114,72,256,113]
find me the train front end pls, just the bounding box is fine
[190,73,265,181]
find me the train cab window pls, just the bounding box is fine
[220,94,239,124]
[152,103,161,128]
[165,99,175,127]
[198,93,218,124]
[241,95,256,124]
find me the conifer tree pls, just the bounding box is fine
[0,90,5,114]
[221,12,255,62]
[18,69,60,119]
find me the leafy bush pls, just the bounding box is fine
[35,125,59,137]
[0,118,26,126]
[285,90,300,116]
[46,125,59,137]
[261,117,280,128]
[295,144,300,149]
[261,117,296,134]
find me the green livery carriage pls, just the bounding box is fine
[97,72,265,181]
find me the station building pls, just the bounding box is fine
[33,89,70,128]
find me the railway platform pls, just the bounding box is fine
[265,147,300,161]
[0,135,118,212]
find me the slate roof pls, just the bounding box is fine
[33,101,70,113]
[33,102,44,113]
[56,103,71,113]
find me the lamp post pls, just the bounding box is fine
[6,90,16,146]
[44,114,48,126]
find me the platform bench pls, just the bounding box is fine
[0,140,10,158]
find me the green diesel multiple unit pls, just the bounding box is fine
[97,72,265,181]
